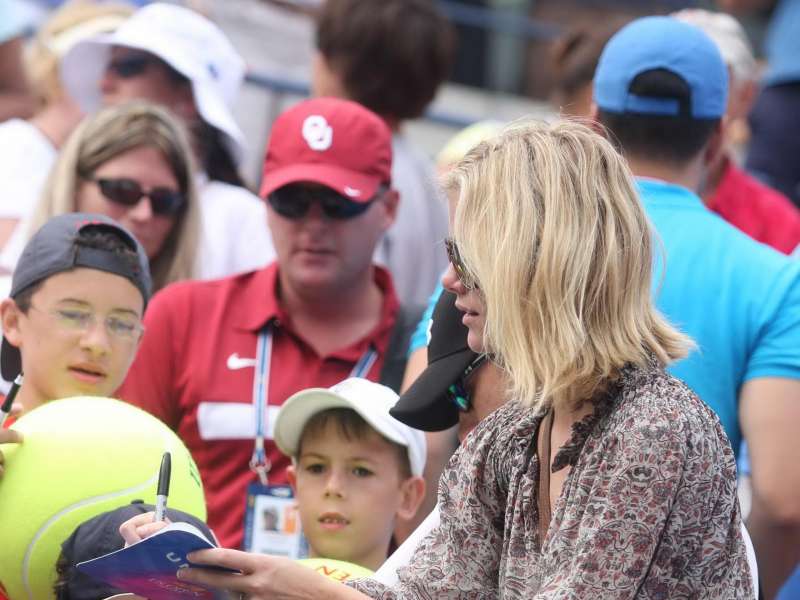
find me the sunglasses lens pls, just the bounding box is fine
[319,191,371,219]
[109,56,150,78]
[268,186,372,220]
[98,178,142,206]
[445,238,475,289]
[268,189,310,219]
[148,188,186,215]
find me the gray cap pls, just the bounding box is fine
[1,213,152,380]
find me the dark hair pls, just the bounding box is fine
[315,0,455,121]
[194,122,246,187]
[53,551,74,600]
[597,69,720,166]
[298,408,412,479]
[550,19,628,102]
[153,54,246,188]
[12,226,141,313]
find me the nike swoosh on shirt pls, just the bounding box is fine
[226,353,257,370]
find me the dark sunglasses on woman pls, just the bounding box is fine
[444,237,478,290]
[85,177,187,216]
[106,54,159,79]
[106,54,188,85]
[267,183,387,220]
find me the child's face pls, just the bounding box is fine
[289,422,414,571]
[1,268,144,411]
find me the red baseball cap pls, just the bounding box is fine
[259,97,393,202]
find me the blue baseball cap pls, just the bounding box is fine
[594,16,728,119]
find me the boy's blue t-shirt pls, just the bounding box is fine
[639,178,800,455]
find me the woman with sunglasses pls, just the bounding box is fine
[116,120,754,597]
[25,102,200,292]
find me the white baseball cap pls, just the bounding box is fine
[274,378,427,477]
[60,2,247,165]
[672,9,757,85]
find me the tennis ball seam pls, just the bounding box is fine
[22,471,159,600]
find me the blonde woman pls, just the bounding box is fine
[29,102,200,292]
[118,120,752,598]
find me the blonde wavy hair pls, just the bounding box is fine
[25,1,133,108]
[443,119,692,409]
[32,102,201,291]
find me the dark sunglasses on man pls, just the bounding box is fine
[84,176,187,216]
[267,183,388,220]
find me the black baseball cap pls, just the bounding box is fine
[58,500,215,600]
[390,290,480,431]
[1,213,152,380]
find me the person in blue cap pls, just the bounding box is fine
[592,15,800,598]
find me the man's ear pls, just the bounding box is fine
[1,298,23,350]
[703,117,727,167]
[380,189,400,230]
[587,103,607,136]
[396,475,426,522]
[287,463,298,495]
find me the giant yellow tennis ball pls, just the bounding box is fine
[0,397,206,600]
[298,558,373,583]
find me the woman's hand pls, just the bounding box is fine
[178,549,367,600]
[118,510,171,546]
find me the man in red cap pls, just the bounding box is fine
[118,98,416,550]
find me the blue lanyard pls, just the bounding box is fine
[249,326,378,485]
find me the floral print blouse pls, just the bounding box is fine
[352,359,753,599]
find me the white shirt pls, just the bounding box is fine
[0,119,57,272]
[373,134,449,307]
[0,119,57,220]
[195,178,274,279]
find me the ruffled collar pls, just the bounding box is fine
[549,357,658,472]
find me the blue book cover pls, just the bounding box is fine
[76,522,236,600]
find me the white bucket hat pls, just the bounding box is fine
[60,2,247,165]
[275,378,427,477]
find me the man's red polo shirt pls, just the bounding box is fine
[118,263,399,549]
[708,159,800,255]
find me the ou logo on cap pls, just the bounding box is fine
[302,115,333,151]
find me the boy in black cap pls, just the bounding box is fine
[0,213,151,465]
[54,500,216,600]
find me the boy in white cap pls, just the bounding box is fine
[274,378,426,571]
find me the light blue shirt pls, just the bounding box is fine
[639,178,800,456]
[408,282,442,355]
[765,0,800,85]
[0,0,24,43]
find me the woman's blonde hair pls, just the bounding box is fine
[443,119,691,409]
[32,102,200,291]
[25,1,133,108]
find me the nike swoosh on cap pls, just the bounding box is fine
[226,353,257,370]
